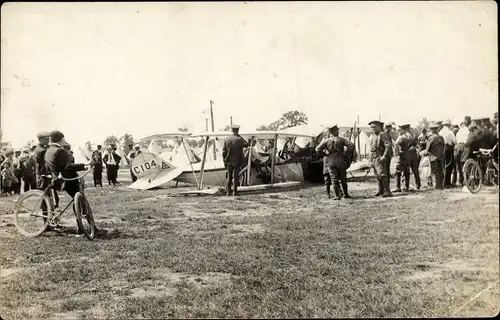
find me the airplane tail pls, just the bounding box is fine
[128,152,184,190]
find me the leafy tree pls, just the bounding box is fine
[84,141,93,152]
[0,130,11,150]
[415,117,430,136]
[220,125,231,131]
[23,140,36,150]
[256,110,308,131]
[178,127,189,132]
[103,135,119,148]
[120,133,134,154]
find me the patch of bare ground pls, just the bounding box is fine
[0,183,498,318]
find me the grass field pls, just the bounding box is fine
[0,171,499,319]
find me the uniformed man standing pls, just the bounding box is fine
[222,125,248,196]
[402,124,421,190]
[315,125,355,199]
[422,123,445,189]
[384,122,395,190]
[394,125,411,192]
[34,131,51,189]
[369,120,393,197]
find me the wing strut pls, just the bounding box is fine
[199,136,210,190]
[246,137,253,186]
[181,139,200,189]
[271,133,278,185]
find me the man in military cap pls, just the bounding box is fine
[396,124,421,191]
[439,119,457,187]
[393,125,410,192]
[44,130,89,204]
[34,131,51,189]
[421,123,445,189]
[383,122,395,190]
[222,124,248,196]
[315,125,355,199]
[20,148,37,192]
[369,120,393,197]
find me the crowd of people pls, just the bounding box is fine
[2,112,498,200]
[0,132,145,197]
[313,112,498,199]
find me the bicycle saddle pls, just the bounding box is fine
[479,148,493,155]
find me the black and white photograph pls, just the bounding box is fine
[0,1,498,318]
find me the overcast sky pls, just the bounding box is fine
[1,1,497,148]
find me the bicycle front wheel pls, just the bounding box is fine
[14,190,52,237]
[463,159,483,194]
[74,192,95,240]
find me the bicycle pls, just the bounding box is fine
[463,144,498,194]
[13,167,96,240]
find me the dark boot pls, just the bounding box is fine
[404,172,410,192]
[373,179,383,197]
[341,182,351,199]
[332,182,341,200]
[326,185,331,198]
[393,174,402,192]
[382,176,393,197]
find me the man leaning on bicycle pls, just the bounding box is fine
[43,130,90,206]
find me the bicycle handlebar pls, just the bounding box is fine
[59,166,92,182]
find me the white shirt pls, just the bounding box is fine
[456,126,470,144]
[439,126,457,146]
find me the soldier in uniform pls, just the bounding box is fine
[222,124,248,196]
[315,125,355,199]
[394,125,409,192]
[384,122,395,190]
[369,120,393,197]
[34,131,51,189]
[402,124,421,190]
[422,123,445,189]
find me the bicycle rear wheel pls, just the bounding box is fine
[14,190,52,237]
[463,159,483,194]
[74,192,95,240]
[486,159,499,191]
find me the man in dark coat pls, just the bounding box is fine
[369,120,393,197]
[103,146,121,186]
[21,150,37,192]
[315,125,355,199]
[423,123,445,189]
[34,131,50,189]
[222,125,248,196]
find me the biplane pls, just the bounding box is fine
[128,130,317,192]
[128,122,377,193]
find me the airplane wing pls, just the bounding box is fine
[191,130,315,139]
[128,166,185,190]
[140,133,192,141]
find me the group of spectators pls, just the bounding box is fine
[0,144,75,196]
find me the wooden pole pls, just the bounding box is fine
[210,100,216,160]
[271,134,278,185]
[230,116,233,126]
[246,137,253,186]
[199,136,210,190]
[357,128,361,160]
